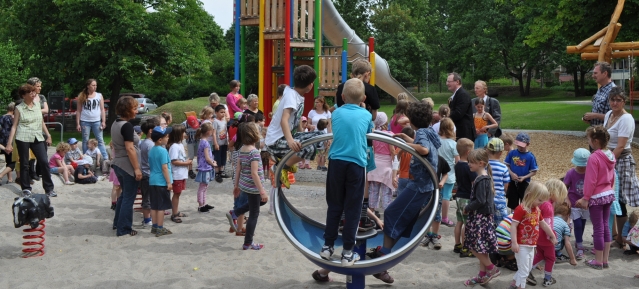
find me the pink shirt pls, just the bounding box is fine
[583,149,615,201]
[372,130,392,155]
[49,152,63,168]
[226,92,243,118]
[536,201,556,247]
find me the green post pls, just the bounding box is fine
[313,0,321,97]
[241,26,247,96]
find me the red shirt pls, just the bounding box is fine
[512,205,542,246]
[536,201,556,247]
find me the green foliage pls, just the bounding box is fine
[0,40,29,103]
[332,0,373,39]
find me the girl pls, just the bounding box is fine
[161,112,173,126]
[463,149,499,286]
[236,97,248,112]
[168,124,192,223]
[308,96,332,170]
[108,142,121,210]
[367,112,396,211]
[227,118,249,235]
[509,181,556,289]
[298,117,311,169]
[390,100,409,134]
[473,98,498,149]
[233,122,268,250]
[432,104,453,134]
[563,148,590,260]
[49,143,75,185]
[438,118,459,227]
[529,179,568,286]
[195,122,217,213]
[575,125,615,270]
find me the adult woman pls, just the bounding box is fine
[243,94,263,117]
[5,84,55,197]
[75,79,108,160]
[602,87,639,246]
[27,77,48,180]
[208,93,229,121]
[0,102,16,183]
[111,96,142,237]
[390,100,409,134]
[308,96,332,170]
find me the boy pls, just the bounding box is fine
[213,105,229,182]
[149,126,173,237]
[553,202,577,266]
[184,115,200,179]
[139,117,160,227]
[487,138,510,225]
[85,139,103,172]
[500,134,515,153]
[320,78,373,267]
[505,132,538,210]
[265,65,323,189]
[64,138,82,165]
[453,138,476,257]
[421,155,450,250]
[74,156,99,184]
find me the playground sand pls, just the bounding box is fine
[0,132,638,288]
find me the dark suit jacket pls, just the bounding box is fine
[449,87,476,141]
[472,96,502,136]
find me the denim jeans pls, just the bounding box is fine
[81,120,108,159]
[112,165,140,236]
[15,139,54,193]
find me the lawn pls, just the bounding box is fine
[149,97,210,124]
[48,130,112,147]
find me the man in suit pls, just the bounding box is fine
[471,80,502,137]
[447,73,475,141]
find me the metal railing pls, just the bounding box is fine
[44,122,63,144]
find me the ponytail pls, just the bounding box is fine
[485,161,495,195]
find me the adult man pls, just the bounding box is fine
[472,80,502,137]
[583,62,616,126]
[447,73,476,141]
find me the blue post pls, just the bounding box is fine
[341,38,348,83]
[346,239,367,289]
[234,0,241,80]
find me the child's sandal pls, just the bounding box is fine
[242,243,264,250]
[585,259,603,270]
[171,214,182,223]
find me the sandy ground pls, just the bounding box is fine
[0,132,638,289]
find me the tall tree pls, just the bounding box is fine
[0,40,30,103]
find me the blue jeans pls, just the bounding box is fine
[112,165,140,236]
[81,120,108,159]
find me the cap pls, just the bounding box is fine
[186,116,200,129]
[301,116,307,122]
[571,148,590,167]
[487,138,504,152]
[77,155,93,166]
[133,125,142,134]
[151,126,172,142]
[514,132,531,148]
[234,112,243,120]
[67,138,78,145]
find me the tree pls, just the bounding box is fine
[0,40,30,104]
[332,0,373,39]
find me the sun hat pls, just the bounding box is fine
[77,155,93,166]
[487,138,504,152]
[514,132,531,148]
[151,126,172,142]
[67,138,78,145]
[571,148,590,167]
[186,116,200,129]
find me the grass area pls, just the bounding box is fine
[149,97,210,124]
[48,130,112,147]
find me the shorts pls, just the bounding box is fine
[139,176,152,210]
[172,179,186,194]
[234,191,248,211]
[571,207,590,220]
[441,183,454,201]
[50,167,60,174]
[456,198,470,223]
[213,145,228,167]
[149,185,172,211]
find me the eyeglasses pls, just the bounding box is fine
[610,99,625,103]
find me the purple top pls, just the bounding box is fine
[563,168,585,207]
[197,139,214,172]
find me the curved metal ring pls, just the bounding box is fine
[273,132,439,272]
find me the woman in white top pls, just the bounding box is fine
[307,96,331,170]
[75,79,108,160]
[603,87,639,246]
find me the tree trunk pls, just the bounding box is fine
[580,67,587,96]
[524,66,533,96]
[572,70,579,96]
[107,73,124,128]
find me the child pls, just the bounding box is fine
[74,156,99,184]
[500,134,515,152]
[227,118,251,235]
[49,142,75,185]
[421,155,450,250]
[454,138,477,257]
[265,65,323,189]
[462,148,500,286]
[320,78,373,267]
[575,125,615,270]
[509,181,556,289]
[529,179,568,286]
[437,118,459,228]
[473,98,498,149]
[269,84,287,119]
[195,122,217,213]
[167,124,192,223]
[297,117,311,169]
[623,210,639,254]
[553,202,578,266]
[315,118,330,171]
[184,115,201,179]
[368,112,396,212]
[232,122,268,250]
[85,139,103,172]
[505,132,539,210]
[64,138,82,165]
[563,148,590,260]
[213,105,229,182]
[161,112,172,126]
[227,80,243,119]
[134,125,143,138]
[236,97,247,112]
[108,141,121,210]
[395,127,415,195]
[487,138,510,225]
[149,126,174,237]
[432,104,454,134]
[139,117,160,226]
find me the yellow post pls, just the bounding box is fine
[370,51,376,86]
[258,0,265,111]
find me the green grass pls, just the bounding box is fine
[47,130,112,147]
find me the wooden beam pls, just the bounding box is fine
[599,0,626,62]
[567,41,639,54]
[576,27,608,50]
[581,49,639,60]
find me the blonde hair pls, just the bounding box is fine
[545,179,568,204]
[351,59,372,78]
[438,118,455,139]
[236,97,247,107]
[342,78,365,104]
[475,80,488,95]
[456,138,474,156]
[500,134,514,146]
[421,97,434,108]
[629,210,639,227]
[438,104,451,118]
[88,139,98,147]
[468,149,494,195]
[200,107,214,120]
[397,92,409,101]
[56,142,71,154]
[521,181,550,212]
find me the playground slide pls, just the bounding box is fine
[321,0,418,102]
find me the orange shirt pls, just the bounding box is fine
[398,150,411,179]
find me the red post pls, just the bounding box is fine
[264,40,273,124]
[284,0,292,85]
[368,37,375,60]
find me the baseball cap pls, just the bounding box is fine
[133,125,142,134]
[487,138,504,152]
[571,148,590,167]
[186,115,200,129]
[514,132,531,148]
[67,138,78,145]
[151,126,172,142]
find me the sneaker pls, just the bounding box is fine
[188,170,196,179]
[97,176,106,181]
[151,227,158,234]
[203,204,215,210]
[226,211,237,232]
[319,246,334,260]
[198,207,210,213]
[373,270,394,283]
[215,174,223,183]
[459,248,475,258]
[603,263,610,269]
[242,243,264,250]
[65,181,75,185]
[526,272,537,286]
[143,220,152,227]
[311,270,332,282]
[432,236,442,250]
[575,249,584,260]
[22,190,32,198]
[110,203,116,210]
[556,254,570,263]
[341,252,360,267]
[155,227,172,237]
[454,243,463,253]
[279,168,291,189]
[321,166,328,172]
[316,166,322,170]
[46,191,57,197]
[420,236,432,247]
[542,277,556,287]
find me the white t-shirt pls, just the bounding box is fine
[85,147,100,159]
[265,86,304,145]
[169,143,188,180]
[432,121,456,134]
[604,111,635,150]
[80,93,103,122]
[307,109,331,133]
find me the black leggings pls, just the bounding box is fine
[235,193,261,245]
[16,139,53,193]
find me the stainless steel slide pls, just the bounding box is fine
[321,0,418,101]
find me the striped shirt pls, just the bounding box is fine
[489,159,510,211]
[238,148,264,194]
[15,102,44,142]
